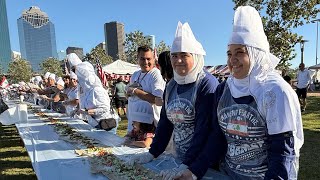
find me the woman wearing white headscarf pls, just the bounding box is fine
[62,72,79,115]
[75,62,118,134]
[204,6,303,180]
[127,22,224,180]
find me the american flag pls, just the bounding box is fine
[95,58,108,88]
[64,59,69,75]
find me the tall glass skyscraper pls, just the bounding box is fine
[0,0,12,72]
[17,6,57,71]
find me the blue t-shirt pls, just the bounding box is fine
[149,71,226,178]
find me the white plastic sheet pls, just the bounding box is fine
[0,103,28,125]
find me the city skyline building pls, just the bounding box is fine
[17,6,58,71]
[0,0,12,72]
[104,21,125,61]
[66,46,84,60]
[146,35,156,49]
[57,50,66,60]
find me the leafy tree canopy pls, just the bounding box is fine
[8,59,33,83]
[123,31,171,64]
[85,46,113,66]
[232,0,319,69]
[40,57,63,77]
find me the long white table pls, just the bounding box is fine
[8,100,121,180]
[7,100,183,180]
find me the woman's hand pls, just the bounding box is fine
[155,97,163,106]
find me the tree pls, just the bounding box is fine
[85,46,113,66]
[124,31,171,64]
[40,57,63,77]
[124,31,152,64]
[232,0,319,69]
[8,59,33,83]
[156,40,171,55]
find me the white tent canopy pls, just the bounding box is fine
[102,60,140,75]
[309,63,320,70]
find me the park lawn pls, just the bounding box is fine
[0,96,320,180]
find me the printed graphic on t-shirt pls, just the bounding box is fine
[166,98,195,160]
[218,104,268,177]
[166,98,195,123]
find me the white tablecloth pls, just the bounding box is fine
[7,100,179,180]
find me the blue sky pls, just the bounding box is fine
[5,0,319,68]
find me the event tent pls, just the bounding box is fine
[102,60,140,75]
[309,63,320,70]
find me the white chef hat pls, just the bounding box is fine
[130,101,154,124]
[48,73,56,81]
[44,72,51,79]
[228,6,269,52]
[171,21,206,55]
[69,71,77,80]
[56,77,65,87]
[67,53,82,68]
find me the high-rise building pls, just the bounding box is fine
[57,50,66,60]
[17,6,58,71]
[104,21,125,61]
[66,47,84,60]
[146,35,156,49]
[0,0,12,72]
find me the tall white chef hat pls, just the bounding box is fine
[171,21,206,55]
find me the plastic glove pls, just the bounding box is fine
[160,164,188,180]
[175,169,197,180]
[78,109,88,115]
[126,152,154,166]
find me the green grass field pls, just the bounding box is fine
[1,96,319,180]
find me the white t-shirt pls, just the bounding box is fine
[297,69,311,89]
[127,68,165,132]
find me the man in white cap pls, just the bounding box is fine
[204,6,303,180]
[43,77,66,113]
[43,72,51,88]
[125,45,166,133]
[127,22,222,180]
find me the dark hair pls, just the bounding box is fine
[63,75,70,79]
[158,51,173,81]
[137,45,153,54]
[139,121,155,133]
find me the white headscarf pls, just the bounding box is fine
[69,71,77,80]
[227,6,303,156]
[173,54,204,85]
[171,22,206,85]
[56,77,65,87]
[44,72,51,79]
[67,53,82,68]
[76,61,102,92]
[48,73,56,82]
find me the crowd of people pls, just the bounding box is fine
[1,6,306,180]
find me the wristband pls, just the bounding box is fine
[132,88,138,94]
